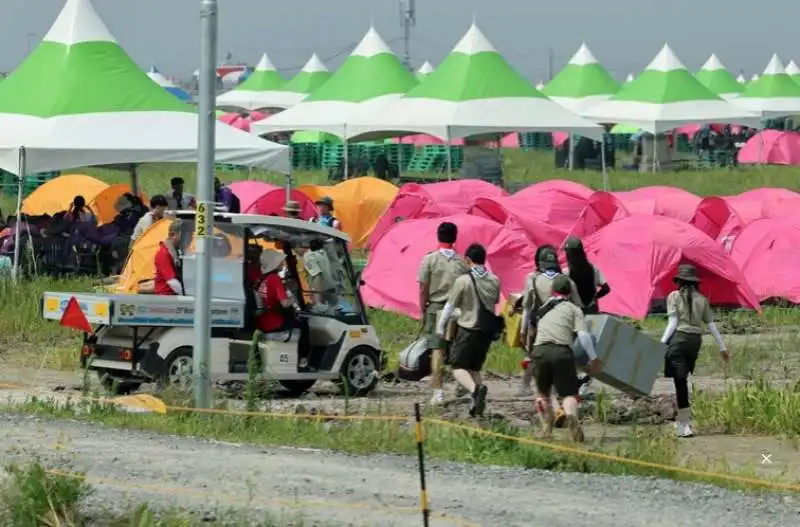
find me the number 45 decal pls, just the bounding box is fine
[279,353,289,364]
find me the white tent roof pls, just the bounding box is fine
[216,53,302,110]
[582,45,759,133]
[0,0,288,175]
[347,24,603,141]
[252,26,416,138]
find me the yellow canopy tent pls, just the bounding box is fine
[297,177,397,249]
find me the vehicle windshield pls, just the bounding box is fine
[173,217,366,322]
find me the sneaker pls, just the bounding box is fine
[430,389,445,406]
[676,423,694,438]
[469,384,488,417]
[566,415,585,443]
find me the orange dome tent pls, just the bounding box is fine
[22,174,107,217]
[297,176,397,248]
[21,174,146,225]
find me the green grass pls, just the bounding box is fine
[0,460,331,526]
[9,395,794,494]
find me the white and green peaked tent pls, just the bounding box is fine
[582,44,758,133]
[542,43,620,113]
[786,60,800,82]
[694,54,744,99]
[0,0,288,176]
[253,27,417,138]
[216,53,293,110]
[750,74,760,83]
[625,73,635,83]
[736,73,746,84]
[347,24,602,141]
[733,55,800,118]
[416,61,434,80]
[284,53,332,94]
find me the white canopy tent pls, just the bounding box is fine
[1,0,290,277]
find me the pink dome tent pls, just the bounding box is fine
[470,180,596,247]
[367,180,507,250]
[227,181,316,218]
[737,130,800,166]
[565,191,630,240]
[724,188,800,224]
[730,218,800,304]
[690,197,743,251]
[361,214,535,319]
[582,215,760,319]
[612,186,701,222]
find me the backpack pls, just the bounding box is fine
[397,337,432,381]
[469,274,505,341]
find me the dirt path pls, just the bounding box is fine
[2,414,798,527]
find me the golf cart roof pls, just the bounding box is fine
[173,211,351,243]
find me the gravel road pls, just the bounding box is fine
[1,414,798,526]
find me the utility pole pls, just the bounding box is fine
[400,0,416,71]
[193,0,218,409]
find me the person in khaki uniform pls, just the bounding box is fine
[531,275,601,442]
[517,246,582,398]
[437,243,500,418]
[660,264,729,438]
[301,239,338,307]
[418,222,469,405]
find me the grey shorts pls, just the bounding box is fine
[423,302,446,350]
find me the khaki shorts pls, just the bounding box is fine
[423,302,447,350]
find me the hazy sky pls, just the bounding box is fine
[1,0,798,81]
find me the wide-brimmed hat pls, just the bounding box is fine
[259,249,285,274]
[283,200,301,214]
[315,196,334,210]
[674,264,700,283]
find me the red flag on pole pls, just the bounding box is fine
[59,296,92,333]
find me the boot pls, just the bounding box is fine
[675,407,694,438]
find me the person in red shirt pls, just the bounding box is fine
[255,249,294,332]
[154,220,184,295]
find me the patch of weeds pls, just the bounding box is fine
[0,460,91,527]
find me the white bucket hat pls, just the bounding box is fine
[259,249,285,274]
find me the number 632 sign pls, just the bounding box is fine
[195,202,208,237]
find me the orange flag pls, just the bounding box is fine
[59,296,92,333]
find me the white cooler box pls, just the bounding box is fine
[572,314,665,397]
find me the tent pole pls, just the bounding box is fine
[343,127,349,181]
[11,147,26,282]
[129,164,138,196]
[193,0,219,410]
[446,138,453,181]
[600,133,609,191]
[652,133,657,173]
[285,173,292,206]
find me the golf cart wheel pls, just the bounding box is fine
[336,346,379,396]
[97,370,142,396]
[158,347,194,392]
[278,380,317,397]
